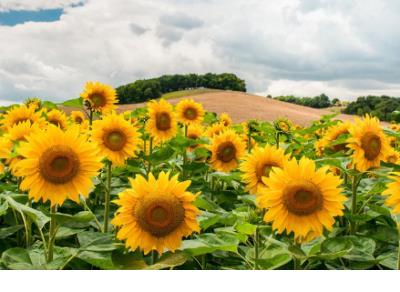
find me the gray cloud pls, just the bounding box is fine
[1,0,400,105]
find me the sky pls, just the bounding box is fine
[1,0,400,105]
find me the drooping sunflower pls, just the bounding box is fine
[45,109,68,130]
[81,81,118,113]
[219,112,232,127]
[257,157,346,242]
[240,144,289,195]
[321,122,350,153]
[274,118,292,133]
[383,173,400,214]
[1,104,41,129]
[70,111,86,124]
[146,99,177,142]
[208,129,246,172]
[205,122,227,138]
[15,125,103,206]
[91,112,141,166]
[176,99,204,125]
[112,172,200,254]
[347,115,391,171]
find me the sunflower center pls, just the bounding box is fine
[361,132,382,160]
[256,162,278,182]
[39,145,80,184]
[13,118,30,126]
[135,196,185,237]
[103,130,127,151]
[75,116,83,124]
[184,107,197,120]
[155,112,171,131]
[283,180,323,216]
[217,142,236,163]
[49,118,62,128]
[90,94,106,107]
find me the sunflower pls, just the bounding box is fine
[81,81,118,113]
[386,148,400,164]
[15,125,103,206]
[220,112,232,127]
[92,112,141,166]
[347,115,391,171]
[208,129,246,172]
[275,118,291,133]
[240,144,289,195]
[0,162,4,174]
[317,122,350,154]
[146,99,177,142]
[46,109,68,130]
[70,111,86,124]
[112,172,200,254]
[5,120,40,145]
[257,157,346,242]
[383,173,400,214]
[1,105,41,129]
[187,124,204,150]
[205,122,227,138]
[0,137,13,160]
[176,99,204,125]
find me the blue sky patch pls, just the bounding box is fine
[0,8,63,26]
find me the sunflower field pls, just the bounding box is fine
[0,81,400,270]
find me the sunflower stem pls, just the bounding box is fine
[89,109,94,127]
[254,225,260,270]
[103,160,112,233]
[47,205,57,263]
[150,250,158,265]
[247,122,252,153]
[147,138,153,178]
[275,132,280,149]
[182,124,188,179]
[397,230,400,270]
[350,174,361,235]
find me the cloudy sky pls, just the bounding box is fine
[1,0,400,105]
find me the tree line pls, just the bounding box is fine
[343,95,400,122]
[116,73,246,104]
[272,94,339,109]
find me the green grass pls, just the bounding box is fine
[161,88,221,100]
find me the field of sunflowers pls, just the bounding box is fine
[0,81,400,270]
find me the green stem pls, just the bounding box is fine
[103,160,112,233]
[247,122,252,153]
[275,132,280,149]
[350,175,361,235]
[47,205,57,263]
[293,242,302,270]
[89,109,94,127]
[147,138,153,178]
[150,250,158,265]
[254,226,260,270]
[398,233,400,270]
[182,124,188,179]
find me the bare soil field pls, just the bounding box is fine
[62,91,366,126]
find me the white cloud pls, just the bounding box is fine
[0,0,400,104]
[0,0,84,11]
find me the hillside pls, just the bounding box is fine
[61,90,364,126]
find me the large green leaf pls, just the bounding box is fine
[181,233,239,256]
[0,225,23,239]
[1,247,33,270]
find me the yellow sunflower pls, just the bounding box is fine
[240,144,289,195]
[257,157,346,242]
[208,129,246,172]
[15,125,103,206]
[70,111,86,124]
[220,112,232,127]
[383,173,400,214]
[7,120,39,142]
[1,105,41,129]
[46,109,68,130]
[112,172,200,254]
[0,137,13,160]
[205,122,227,138]
[92,112,141,166]
[317,122,350,154]
[176,99,204,125]
[146,99,177,142]
[81,81,118,113]
[386,148,400,164]
[275,118,292,133]
[347,115,391,171]
[187,124,204,151]
[0,162,4,174]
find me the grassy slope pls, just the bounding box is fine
[161,88,221,100]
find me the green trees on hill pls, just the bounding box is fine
[116,73,246,104]
[273,93,333,108]
[343,95,400,122]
